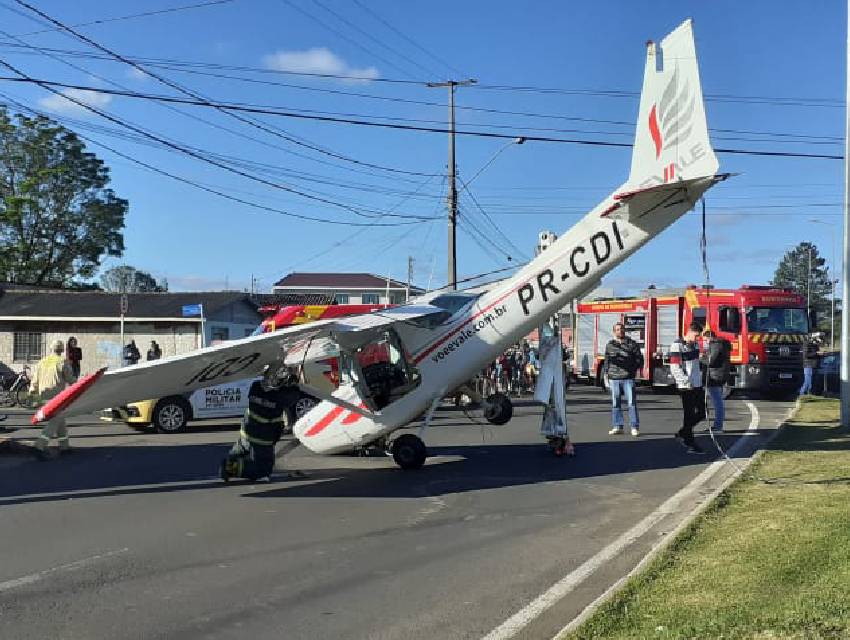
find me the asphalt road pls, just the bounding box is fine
[0,388,793,640]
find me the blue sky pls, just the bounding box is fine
[0,1,845,294]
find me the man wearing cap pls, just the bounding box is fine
[30,339,76,459]
[219,365,301,482]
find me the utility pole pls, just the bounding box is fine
[406,255,414,302]
[841,0,850,429]
[807,245,812,320]
[428,79,477,290]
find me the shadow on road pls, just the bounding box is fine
[0,432,716,506]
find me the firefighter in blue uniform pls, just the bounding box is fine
[220,365,301,482]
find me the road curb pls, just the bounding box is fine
[552,398,801,639]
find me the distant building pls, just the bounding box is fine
[273,272,424,305]
[0,287,262,375]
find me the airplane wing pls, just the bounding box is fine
[34,304,446,423]
[600,174,729,221]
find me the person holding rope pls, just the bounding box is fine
[670,323,707,454]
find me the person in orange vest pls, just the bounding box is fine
[30,339,76,459]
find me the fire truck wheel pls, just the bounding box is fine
[483,393,513,425]
[391,434,427,470]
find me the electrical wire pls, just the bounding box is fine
[279,0,416,79]
[2,76,841,160]
[0,89,432,227]
[310,0,440,78]
[7,1,440,180]
[12,0,237,37]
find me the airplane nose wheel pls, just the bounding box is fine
[390,434,427,470]
[483,393,513,425]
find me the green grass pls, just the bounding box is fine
[564,397,850,640]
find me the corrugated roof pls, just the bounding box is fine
[0,288,258,318]
[274,272,421,291]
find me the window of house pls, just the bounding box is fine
[389,292,407,305]
[13,332,43,362]
[361,293,380,305]
[334,293,350,304]
[210,327,230,341]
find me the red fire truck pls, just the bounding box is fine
[573,285,808,394]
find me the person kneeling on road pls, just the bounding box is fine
[702,330,731,433]
[670,323,707,455]
[604,322,643,437]
[220,365,301,482]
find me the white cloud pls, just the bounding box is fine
[126,67,149,81]
[38,88,112,115]
[263,47,379,82]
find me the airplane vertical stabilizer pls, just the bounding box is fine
[628,19,718,188]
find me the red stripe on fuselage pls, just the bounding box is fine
[304,405,344,437]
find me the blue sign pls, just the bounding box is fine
[182,304,203,317]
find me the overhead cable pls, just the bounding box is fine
[1,76,841,161]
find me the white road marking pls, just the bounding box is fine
[482,404,764,640]
[0,548,129,593]
[745,401,760,432]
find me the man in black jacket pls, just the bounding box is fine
[799,335,821,395]
[702,330,731,433]
[604,322,644,436]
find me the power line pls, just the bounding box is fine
[7,1,439,180]
[458,176,529,260]
[0,61,433,222]
[0,90,432,227]
[279,0,417,79]
[3,75,842,161]
[350,0,467,78]
[310,0,440,78]
[12,0,237,37]
[0,36,842,111]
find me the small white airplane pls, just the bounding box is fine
[36,19,726,470]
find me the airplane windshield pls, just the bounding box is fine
[429,293,481,315]
[745,307,808,334]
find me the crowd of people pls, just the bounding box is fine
[481,342,540,397]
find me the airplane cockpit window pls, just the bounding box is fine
[340,330,421,410]
[429,293,481,316]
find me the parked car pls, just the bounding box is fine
[813,351,839,395]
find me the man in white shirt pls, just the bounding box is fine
[669,323,707,454]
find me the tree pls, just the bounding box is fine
[0,108,127,286]
[100,265,167,293]
[771,242,832,330]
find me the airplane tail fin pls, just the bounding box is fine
[628,19,718,187]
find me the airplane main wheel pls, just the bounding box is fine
[391,434,427,470]
[483,393,513,425]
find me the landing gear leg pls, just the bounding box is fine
[275,438,306,479]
